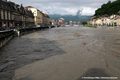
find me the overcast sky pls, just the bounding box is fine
[11,0,114,15]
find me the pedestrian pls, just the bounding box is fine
[2,23,6,30]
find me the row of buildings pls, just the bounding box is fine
[0,0,51,30]
[51,18,65,27]
[88,15,120,27]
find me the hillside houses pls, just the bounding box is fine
[89,15,120,27]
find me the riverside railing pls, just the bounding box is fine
[0,26,54,48]
[18,26,50,36]
[0,30,14,48]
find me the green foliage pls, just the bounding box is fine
[84,24,97,28]
[95,0,120,16]
[82,22,87,25]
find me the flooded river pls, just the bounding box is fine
[0,26,120,80]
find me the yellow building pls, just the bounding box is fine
[26,6,42,27]
[44,14,51,26]
[26,6,51,27]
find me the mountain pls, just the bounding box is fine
[49,14,91,22]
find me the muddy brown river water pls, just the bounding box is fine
[0,26,120,80]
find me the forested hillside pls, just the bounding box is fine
[95,0,120,16]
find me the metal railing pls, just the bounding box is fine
[0,26,54,48]
[18,26,50,36]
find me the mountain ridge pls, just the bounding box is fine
[49,14,91,22]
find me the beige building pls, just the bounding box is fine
[26,6,51,27]
[89,18,103,26]
[116,18,120,26]
[43,14,51,26]
[26,6,39,27]
[112,15,120,26]
[95,18,103,26]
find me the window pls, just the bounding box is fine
[3,10,5,20]
[0,9,1,19]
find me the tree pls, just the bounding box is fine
[94,0,120,16]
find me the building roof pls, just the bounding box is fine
[25,6,35,9]
[0,0,34,18]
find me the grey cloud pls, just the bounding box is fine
[12,0,115,15]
